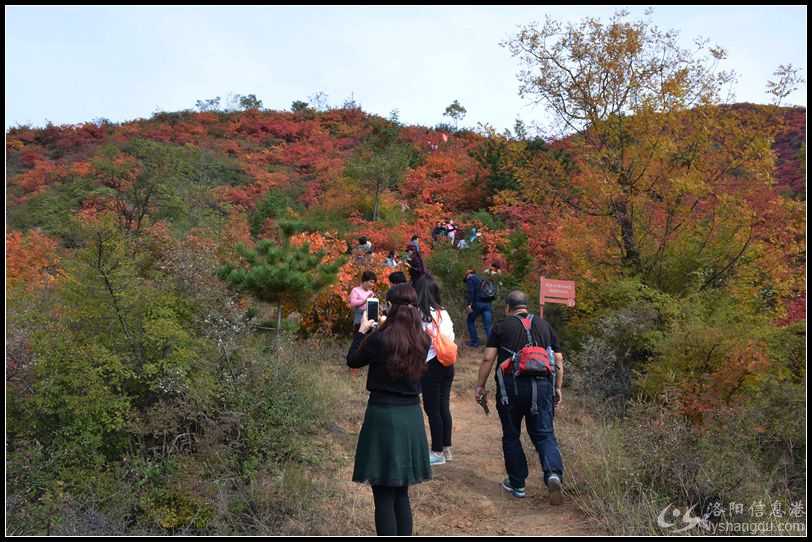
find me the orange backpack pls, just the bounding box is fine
[428,311,458,367]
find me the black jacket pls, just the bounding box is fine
[347,331,427,405]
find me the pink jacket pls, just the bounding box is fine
[349,286,373,309]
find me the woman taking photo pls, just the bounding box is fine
[346,284,432,536]
[414,274,456,465]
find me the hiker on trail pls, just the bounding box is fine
[385,251,400,269]
[415,274,456,466]
[474,290,565,504]
[446,220,458,245]
[349,271,377,333]
[431,221,446,244]
[404,244,425,285]
[346,284,432,536]
[464,269,495,347]
[354,237,373,263]
[409,235,421,254]
[483,261,504,286]
[388,271,407,287]
[352,238,364,262]
[385,271,408,316]
[456,227,473,249]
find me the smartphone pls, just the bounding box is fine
[367,298,379,322]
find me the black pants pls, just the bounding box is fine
[421,358,454,453]
[371,485,412,536]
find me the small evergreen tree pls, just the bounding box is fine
[218,239,344,338]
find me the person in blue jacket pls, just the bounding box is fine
[464,269,493,347]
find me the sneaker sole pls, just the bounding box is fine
[548,477,563,505]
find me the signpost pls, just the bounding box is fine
[539,277,576,318]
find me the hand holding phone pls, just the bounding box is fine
[359,309,375,334]
[367,298,380,322]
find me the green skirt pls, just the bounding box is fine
[352,402,432,487]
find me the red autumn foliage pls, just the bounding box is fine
[679,342,771,424]
[402,152,486,210]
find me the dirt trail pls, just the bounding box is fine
[328,348,602,536]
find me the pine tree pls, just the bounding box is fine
[218,239,344,338]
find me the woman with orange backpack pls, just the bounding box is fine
[414,274,457,465]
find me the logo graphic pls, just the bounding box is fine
[657,504,712,533]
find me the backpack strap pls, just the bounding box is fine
[496,366,510,406]
[511,314,536,347]
[530,378,539,415]
[427,310,442,339]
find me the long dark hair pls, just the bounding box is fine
[373,283,430,380]
[414,273,443,323]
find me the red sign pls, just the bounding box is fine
[540,277,576,308]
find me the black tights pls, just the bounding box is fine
[371,485,412,536]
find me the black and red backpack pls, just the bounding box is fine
[496,315,556,414]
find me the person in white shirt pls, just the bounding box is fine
[414,274,456,465]
[385,251,400,269]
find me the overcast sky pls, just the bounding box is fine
[5,5,808,133]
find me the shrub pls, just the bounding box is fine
[564,394,805,535]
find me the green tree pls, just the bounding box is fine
[345,118,416,221]
[238,93,264,111]
[291,100,311,113]
[195,96,222,112]
[218,239,344,339]
[443,99,467,129]
[91,140,192,233]
[469,127,522,196]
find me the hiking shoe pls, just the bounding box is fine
[547,474,563,505]
[501,478,526,498]
[443,447,453,462]
[429,452,447,466]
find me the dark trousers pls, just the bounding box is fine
[371,485,412,536]
[496,375,564,489]
[421,358,454,453]
[466,302,493,346]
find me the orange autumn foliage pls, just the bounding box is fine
[6,229,61,291]
[290,231,395,334]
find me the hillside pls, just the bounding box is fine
[5,102,807,535]
[6,103,806,243]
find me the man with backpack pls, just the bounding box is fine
[464,269,496,348]
[474,290,564,504]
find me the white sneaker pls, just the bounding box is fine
[429,451,446,466]
[443,447,453,462]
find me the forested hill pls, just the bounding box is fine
[6,101,806,534]
[6,103,806,241]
